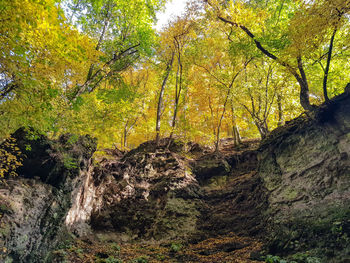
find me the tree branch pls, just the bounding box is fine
[74,44,140,98]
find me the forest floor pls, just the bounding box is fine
[59,232,262,263]
[218,138,260,155]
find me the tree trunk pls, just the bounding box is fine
[255,120,269,139]
[156,52,175,146]
[215,128,221,153]
[277,93,284,127]
[297,81,311,111]
[123,124,128,149]
[230,102,241,146]
[169,47,183,144]
[86,5,110,82]
[233,124,241,147]
[296,56,312,111]
[323,28,337,102]
[214,63,248,152]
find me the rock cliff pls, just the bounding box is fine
[0,94,349,262]
[0,129,96,262]
[259,94,350,262]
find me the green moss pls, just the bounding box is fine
[283,188,299,200]
[268,206,350,261]
[4,257,13,263]
[207,175,229,188]
[0,203,12,214]
[110,243,121,252]
[259,153,282,191]
[66,134,79,145]
[346,132,350,141]
[18,234,28,244]
[95,256,123,263]
[132,256,149,263]
[0,224,11,237]
[155,254,166,261]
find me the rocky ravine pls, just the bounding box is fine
[0,94,349,263]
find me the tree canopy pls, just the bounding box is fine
[1,0,349,153]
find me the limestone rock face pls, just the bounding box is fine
[89,141,201,242]
[258,94,350,261]
[80,139,266,243]
[0,179,65,262]
[56,139,268,262]
[0,131,96,263]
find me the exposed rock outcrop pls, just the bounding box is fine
[1,94,350,263]
[89,140,201,242]
[62,138,267,262]
[259,94,350,261]
[0,130,96,262]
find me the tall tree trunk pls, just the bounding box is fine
[215,69,243,152]
[213,61,251,152]
[123,121,128,149]
[208,96,216,139]
[255,120,269,139]
[122,117,139,149]
[169,43,183,143]
[277,93,284,127]
[230,102,241,146]
[296,56,312,111]
[323,28,337,102]
[156,52,175,146]
[233,124,241,146]
[86,4,111,81]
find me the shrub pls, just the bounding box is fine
[110,242,121,252]
[62,153,78,169]
[105,256,123,263]
[132,256,148,263]
[0,137,22,178]
[265,255,287,263]
[170,243,182,253]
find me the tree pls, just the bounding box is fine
[66,0,166,98]
[2,0,346,152]
[0,0,95,136]
[237,60,280,139]
[205,0,350,111]
[155,48,174,145]
[166,16,195,143]
[188,20,252,150]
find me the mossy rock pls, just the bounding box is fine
[267,206,350,262]
[11,127,96,187]
[192,154,231,184]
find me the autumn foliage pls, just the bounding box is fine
[0,0,349,151]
